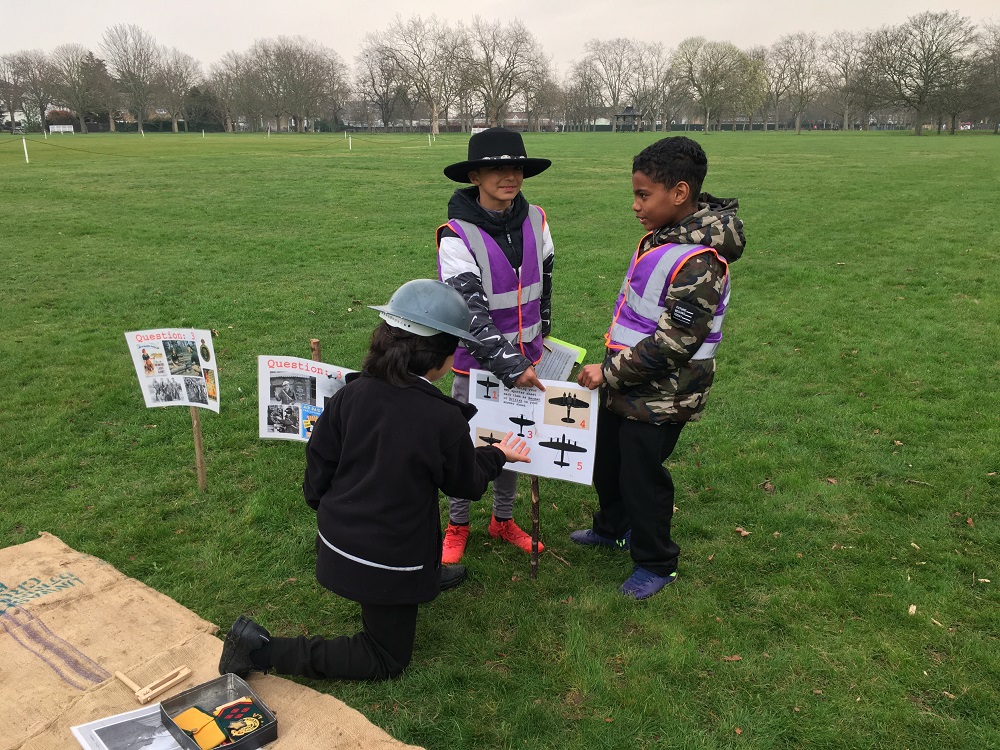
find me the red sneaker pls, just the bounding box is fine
[488,517,544,554]
[442,523,470,564]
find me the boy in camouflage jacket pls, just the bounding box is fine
[574,137,745,599]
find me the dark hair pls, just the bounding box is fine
[363,321,459,387]
[632,137,708,198]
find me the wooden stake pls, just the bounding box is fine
[310,338,322,362]
[530,475,540,579]
[190,406,207,492]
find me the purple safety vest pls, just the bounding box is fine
[438,206,546,374]
[605,238,729,361]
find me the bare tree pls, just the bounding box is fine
[51,44,105,133]
[383,15,459,135]
[625,41,673,131]
[0,54,26,133]
[457,17,545,127]
[763,42,793,129]
[774,32,821,133]
[732,46,768,130]
[584,38,633,130]
[522,62,559,132]
[156,47,201,132]
[869,11,978,135]
[673,37,745,130]
[101,24,161,133]
[973,21,1000,132]
[822,31,865,130]
[563,59,604,131]
[210,50,269,131]
[356,33,407,130]
[18,50,59,130]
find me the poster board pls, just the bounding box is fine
[258,355,355,442]
[125,329,219,412]
[468,369,597,485]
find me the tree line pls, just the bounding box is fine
[2,11,999,137]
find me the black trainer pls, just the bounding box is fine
[218,615,271,678]
[439,564,468,592]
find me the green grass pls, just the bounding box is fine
[2,130,999,749]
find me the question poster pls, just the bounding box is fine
[467,369,597,485]
[258,355,355,442]
[125,328,219,412]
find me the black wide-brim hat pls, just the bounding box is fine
[443,127,552,183]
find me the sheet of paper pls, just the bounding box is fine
[125,328,220,413]
[533,336,587,382]
[258,355,355,442]
[468,369,597,485]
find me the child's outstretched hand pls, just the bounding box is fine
[496,432,531,464]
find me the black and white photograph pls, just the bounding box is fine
[183,376,208,404]
[267,404,300,434]
[269,375,315,405]
[150,377,183,404]
[71,705,182,750]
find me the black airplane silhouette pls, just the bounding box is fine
[478,432,503,446]
[509,414,535,436]
[538,434,587,467]
[477,376,500,399]
[548,392,589,423]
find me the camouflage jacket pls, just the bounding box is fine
[601,194,745,423]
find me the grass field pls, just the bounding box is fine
[2,129,999,749]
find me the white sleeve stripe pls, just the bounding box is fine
[438,236,481,282]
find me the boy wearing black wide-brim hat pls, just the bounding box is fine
[436,127,554,565]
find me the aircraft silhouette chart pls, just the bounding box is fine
[509,414,535,436]
[478,431,503,446]
[538,434,588,467]
[477,376,501,399]
[548,392,590,423]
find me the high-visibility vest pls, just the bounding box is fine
[605,236,729,361]
[438,206,546,374]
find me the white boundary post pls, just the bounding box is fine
[348,135,352,150]
[22,138,29,164]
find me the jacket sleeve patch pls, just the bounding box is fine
[669,299,702,328]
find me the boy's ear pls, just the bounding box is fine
[673,180,692,205]
[468,170,481,185]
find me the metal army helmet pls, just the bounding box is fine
[369,279,478,342]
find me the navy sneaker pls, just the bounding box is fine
[619,566,677,600]
[569,528,631,550]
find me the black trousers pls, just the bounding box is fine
[591,402,685,577]
[268,602,418,681]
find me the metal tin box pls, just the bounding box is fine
[160,673,277,750]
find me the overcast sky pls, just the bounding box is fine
[6,0,997,75]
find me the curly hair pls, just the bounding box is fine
[363,322,459,388]
[632,137,708,197]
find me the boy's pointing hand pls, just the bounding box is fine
[513,365,545,391]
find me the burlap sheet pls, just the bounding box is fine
[1,533,421,750]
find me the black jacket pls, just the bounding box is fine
[304,372,506,605]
